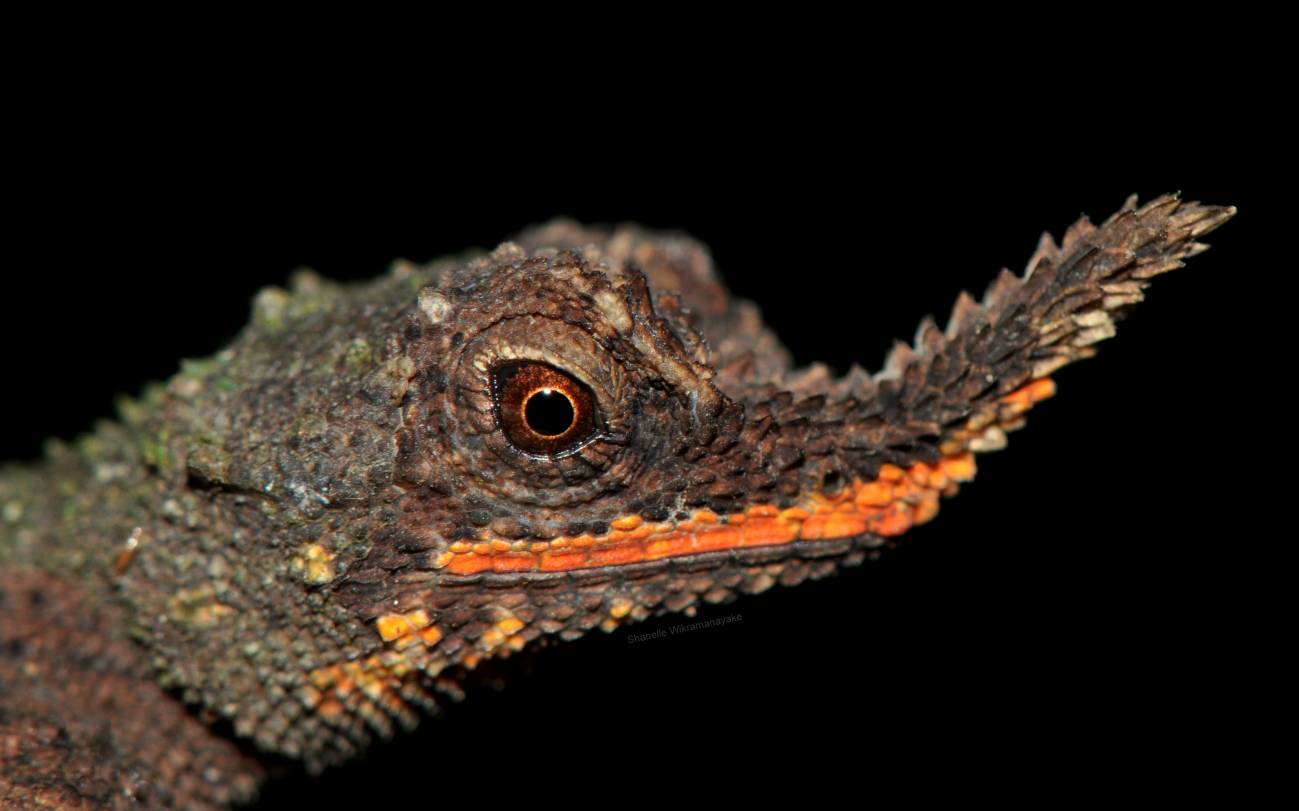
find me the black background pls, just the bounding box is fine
[2,89,1278,803]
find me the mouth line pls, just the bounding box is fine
[432,451,977,577]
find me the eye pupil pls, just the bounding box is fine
[524,389,575,437]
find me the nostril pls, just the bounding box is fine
[821,470,844,496]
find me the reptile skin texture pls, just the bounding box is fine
[0,194,1235,809]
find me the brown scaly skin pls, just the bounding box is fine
[0,194,1234,807]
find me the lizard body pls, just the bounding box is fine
[0,194,1235,808]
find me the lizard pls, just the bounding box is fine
[0,193,1235,809]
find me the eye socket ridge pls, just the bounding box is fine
[490,361,600,457]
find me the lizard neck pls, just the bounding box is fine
[0,420,152,596]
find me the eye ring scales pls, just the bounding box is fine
[491,361,599,457]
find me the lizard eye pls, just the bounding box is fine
[491,362,599,457]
